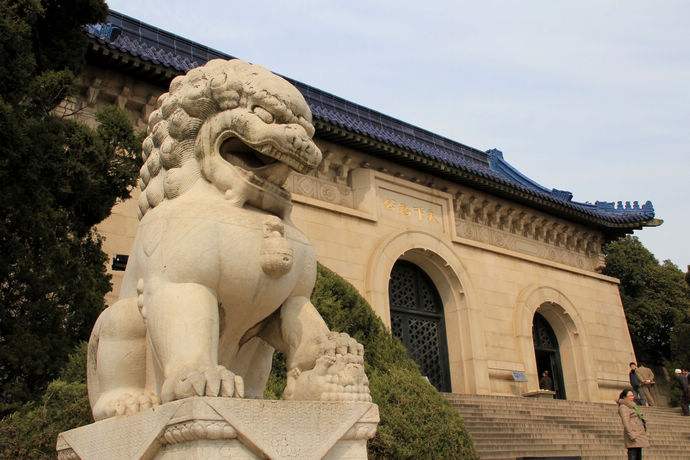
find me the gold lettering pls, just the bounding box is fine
[382,197,440,226]
[383,199,396,210]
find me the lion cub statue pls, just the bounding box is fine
[87,59,371,421]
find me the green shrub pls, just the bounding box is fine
[59,342,88,385]
[311,264,477,459]
[1,264,477,459]
[264,350,288,400]
[0,380,90,459]
[369,366,476,459]
[0,343,91,458]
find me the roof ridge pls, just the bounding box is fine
[106,10,233,61]
[486,148,552,194]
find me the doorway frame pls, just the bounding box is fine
[514,285,598,401]
[389,260,452,392]
[365,230,491,395]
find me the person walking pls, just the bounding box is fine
[636,363,656,406]
[618,388,649,460]
[674,369,689,416]
[629,362,646,406]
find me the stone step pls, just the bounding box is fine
[451,402,686,414]
[455,409,690,427]
[469,433,685,444]
[460,413,618,423]
[479,454,690,460]
[449,402,689,417]
[470,430,598,437]
[473,445,617,457]
[465,423,688,434]
[460,416,690,431]
[469,432,688,444]
[445,394,690,460]
[459,411,690,423]
[473,439,685,450]
[477,446,690,460]
[449,400,684,412]
[446,397,684,411]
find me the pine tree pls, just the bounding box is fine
[604,236,690,368]
[0,0,140,413]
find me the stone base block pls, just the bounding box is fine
[522,389,556,399]
[56,397,379,459]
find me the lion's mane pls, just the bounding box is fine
[138,59,314,220]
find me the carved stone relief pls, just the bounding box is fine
[286,171,354,208]
[454,190,605,271]
[65,66,166,130]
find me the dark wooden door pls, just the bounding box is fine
[388,260,451,392]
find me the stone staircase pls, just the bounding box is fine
[445,394,690,459]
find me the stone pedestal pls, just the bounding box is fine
[522,389,556,399]
[56,398,379,459]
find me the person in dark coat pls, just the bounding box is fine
[618,387,650,460]
[674,369,689,416]
[539,370,554,391]
[629,362,646,405]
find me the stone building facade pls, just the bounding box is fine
[73,11,661,403]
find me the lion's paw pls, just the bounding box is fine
[161,365,243,403]
[93,388,160,420]
[284,332,372,402]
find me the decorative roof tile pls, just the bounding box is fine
[85,11,658,231]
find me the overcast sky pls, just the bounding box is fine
[108,0,689,268]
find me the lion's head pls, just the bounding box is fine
[138,59,322,219]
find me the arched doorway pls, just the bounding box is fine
[533,312,566,399]
[516,286,598,401]
[388,260,451,392]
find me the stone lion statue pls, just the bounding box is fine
[87,59,371,421]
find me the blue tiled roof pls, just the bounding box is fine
[85,11,657,229]
[485,149,655,225]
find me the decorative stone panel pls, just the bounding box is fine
[287,172,354,209]
[454,190,605,271]
[57,398,379,459]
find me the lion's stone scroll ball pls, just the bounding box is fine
[87,59,372,421]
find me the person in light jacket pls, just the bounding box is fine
[635,363,656,406]
[618,387,650,460]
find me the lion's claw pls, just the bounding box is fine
[93,389,160,420]
[284,332,371,402]
[162,365,243,402]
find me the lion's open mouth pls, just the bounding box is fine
[220,137,292,189]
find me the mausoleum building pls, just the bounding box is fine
[73,11,660,403]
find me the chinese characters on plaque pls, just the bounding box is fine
[383,198,440,224]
